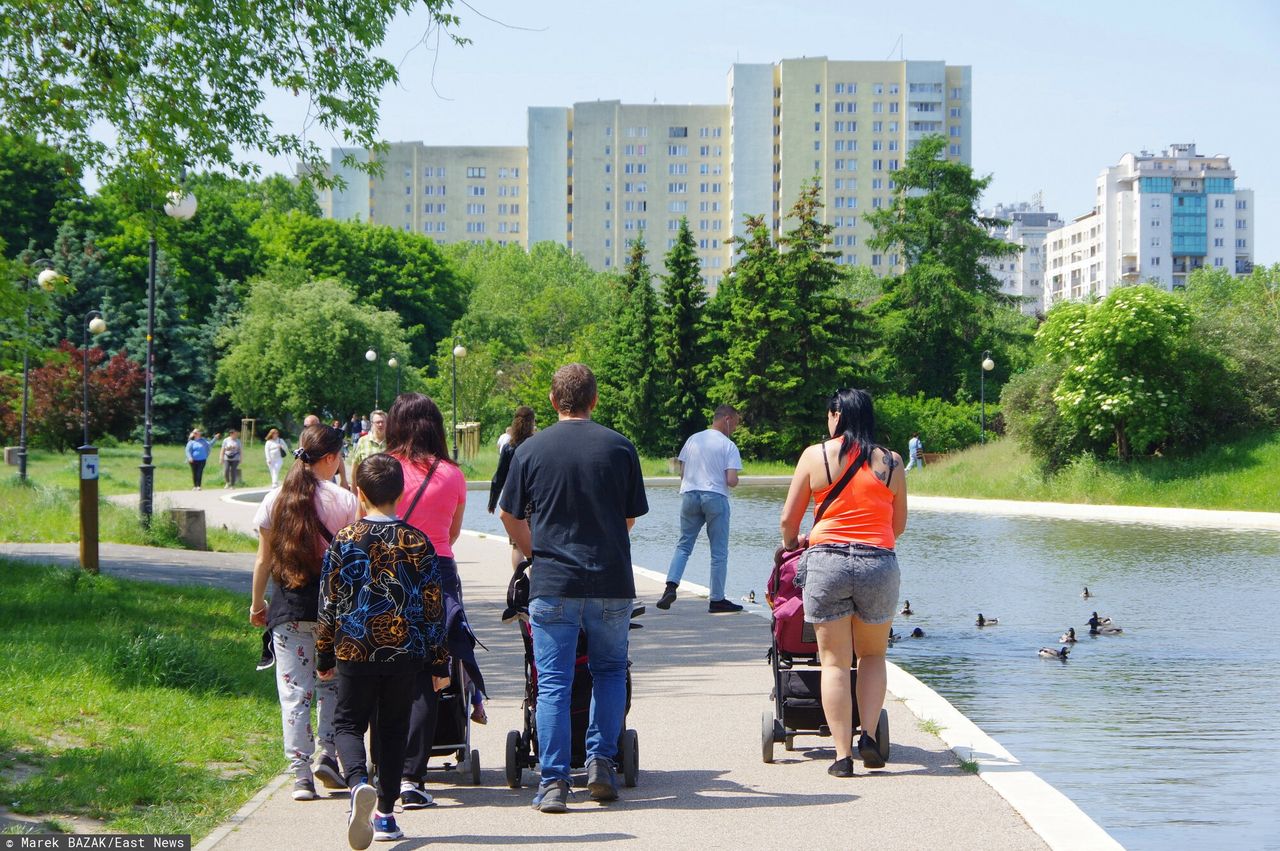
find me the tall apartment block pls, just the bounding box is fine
[319,57,971,284]
[321,143,528,246]
[1045,143,1253,304]
[528,101,732,280]
[982,201,1063,315]
[527,57,971,284]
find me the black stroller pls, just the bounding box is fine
[762,546,889,763]
[502,560,642,789]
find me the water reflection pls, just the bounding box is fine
[464,485,1280,849]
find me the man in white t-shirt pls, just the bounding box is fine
[657,405,743,613]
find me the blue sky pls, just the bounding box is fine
[255,0,1278,263]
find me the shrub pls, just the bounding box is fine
[874,392,985,453]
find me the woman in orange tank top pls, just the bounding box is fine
[780,389,907,777]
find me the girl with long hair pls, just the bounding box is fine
[250,424,359,801]
[264,427,290,488]
[779,389,908,778]
[488,405,537,567]
[385,392,485,809]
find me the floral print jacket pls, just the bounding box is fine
[316,518,447,673]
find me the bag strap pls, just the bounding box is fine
[404,457,443,519]
[815,445,868,524]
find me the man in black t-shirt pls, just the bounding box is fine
[499,363,647,813]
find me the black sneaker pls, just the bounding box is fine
[708,599,744,613]
[585,758,619,802]
[531,779,571,813]
[859,731,886,769]
[399,781,435,810]
[291,777,319,801]
[656,583,678,610]
[313,754,346,790]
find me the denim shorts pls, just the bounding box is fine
[796,543,900,625]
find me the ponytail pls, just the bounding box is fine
[268,424,344,588]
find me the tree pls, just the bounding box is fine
[26,341,144,451]
[706,184,870,459]
[867,135,1022,399]
[215,275,413,424]
[0,130,84,256]
[0,1,466,205]
[1041,286,1195,460]
[596,234,661,454]
[255,213,465,364]
[655,220,707,453]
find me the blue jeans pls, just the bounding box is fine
[529,596,631,784]
[665,490,731,601]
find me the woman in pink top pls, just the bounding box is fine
[385,393,482,807]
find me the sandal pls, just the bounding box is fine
[470,704,488,725]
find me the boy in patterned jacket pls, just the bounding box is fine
[317,453,447,849]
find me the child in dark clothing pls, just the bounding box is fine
[316,454,448,849]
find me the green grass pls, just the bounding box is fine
[0,560,281,839]
[0,479,257,553]
[918,718,944,736]
[15,444,276,496]
[958,757,980,774]
[909,430,1280,512]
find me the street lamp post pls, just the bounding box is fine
[980,350,995,443]
[17,261,60,484]
[451,339,466,461]
[80,310,107,574]
[388,356,400,398]
[366,348,379,409]
[140,188,198,526]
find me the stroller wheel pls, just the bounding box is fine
[876,709,891,763]
[469,749,482,786]
[620,728,639,787]
[505,730,522,788]
[761,710,776,764]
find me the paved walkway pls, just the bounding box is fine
[2,489,1127,849]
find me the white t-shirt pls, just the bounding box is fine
[677,428,743,497]
[497,432,512,450]
[253,479,358,536]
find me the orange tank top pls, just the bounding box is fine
[808,448,896,549]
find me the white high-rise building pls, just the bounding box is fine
[1045,143,1254,304]
[983,201,1063,315]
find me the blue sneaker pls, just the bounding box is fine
[372,812,403,842]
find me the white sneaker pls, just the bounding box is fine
[348,782,376,850]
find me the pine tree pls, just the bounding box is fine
[654,219,707,454]
[597,234,660,453]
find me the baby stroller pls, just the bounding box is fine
[762,546,890,764]
[502,560,642,789]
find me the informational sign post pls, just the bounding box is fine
[78,444,99,573]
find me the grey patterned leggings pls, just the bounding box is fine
[272,620,338,779]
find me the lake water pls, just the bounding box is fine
[464,485,1280,850]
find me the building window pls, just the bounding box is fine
[1237,238,1248,248]
[871,253,882,266]
[950,87,962,99]
[1237,199,1248,209]
[949,107,961,118]
[873,102,883,113]
[466,167,486,178]
[1150,256,1160,266]
[814,102,821,113]
[669,126,688,138]
[469,186,485,197]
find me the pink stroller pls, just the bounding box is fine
[761,546,889,763]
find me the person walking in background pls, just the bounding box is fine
[185,428,211,490]
[488,405,536,570]
[499,364,648,812]
[304,413,349,490]
[249,425,359,802]
[779,389,907,778]
[220,429,243,488]
[385,392,487,808]
[905,432,925,471]
[316,453,448,848]
[346,413,362,445]
[264,428,290,488]
[347,410,387,488]
[657,404,744,613]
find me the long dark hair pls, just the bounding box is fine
[829,388,878,463]
[510,405,536,447]
[268,424,344,589]
[385,392,456,466]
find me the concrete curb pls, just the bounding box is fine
[193,772,291,851]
